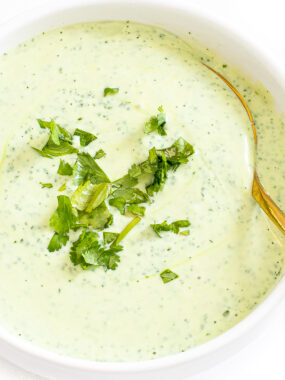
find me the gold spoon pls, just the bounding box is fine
[203,63,285,234]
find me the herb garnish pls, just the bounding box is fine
[151,220,190,237]
[32,119,78,158]
[94,149,106,160]
[57,160,73,176]
[33,112,194,277]
[48,233,69,252]
[73,152,110,186]
[49,195,78,234]
[104,87,119,97]
[144,106,167,135]
[74,128,97,147]
[160,269,179,283]
[40,182,53,188]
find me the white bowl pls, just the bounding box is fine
[0,1,284,379]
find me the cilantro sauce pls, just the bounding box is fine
[0,21,284,362]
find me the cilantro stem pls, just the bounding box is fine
[111,216,141,247]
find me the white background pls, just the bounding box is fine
[0,0,284,379]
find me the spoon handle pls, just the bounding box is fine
[203,63,285,235]
[252,171,285,233]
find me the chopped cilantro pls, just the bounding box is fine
[79,202,113,230]
[111,216,141,247]
[71,181,111,212]
[50,195,78,234]
[109,187,149,214]
[144,106,167,135]
[70,230,122,270]
[104,87,119,97]
[33,119,77,158]
[47,233,68,252]
[74,128,97,147]
[73,152,110,186]
[40,182,53,188]
[94,149,106,160]
[103,232,119,245]
[58,183,66,192]
[151,220,190,237]
[126,204,145,216]
[160,269,179,283]
[57,160,73,176]
[159,137,194,170]
[146,150,168,195]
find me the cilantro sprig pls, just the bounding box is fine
[32,119,78,158]
[144,106,167,135]
[33,110,194,279]
[151,220,190,238]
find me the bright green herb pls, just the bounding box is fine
[48,233,69,252]
[144,106,167,135]
[49,195,78,234]
[74,128,97,147]
[71,181,111,212]
[111,216,141,247]
[57,160,73,176]
[78,202,113,230]
[58,184,66,192]
[70,229,122,270]
[94,149,106,160]
[103,232,119,245]
[73,152,110,186]
[32,119,78,158]
[126,204,145,216]
[104,87,119,97]
[160,269,179,284]
[109,187,149,215]
[40,182,53,188]
[151,220,190,238]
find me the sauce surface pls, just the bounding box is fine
[0,21,284,362]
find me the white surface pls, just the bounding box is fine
[0,0,284,379]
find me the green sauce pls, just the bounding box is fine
[0,21,283,362]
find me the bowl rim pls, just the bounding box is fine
[0,0,284,373]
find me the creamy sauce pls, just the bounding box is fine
[0,21,284,362]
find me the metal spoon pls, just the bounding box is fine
[203,63,285,234]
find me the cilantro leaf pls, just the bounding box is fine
[159,137,194,170]
[33,119,78,158]
[94,149,106,160]
[151,220,190,237]
[50,195,78,234]
[70,230,99,267]
[41,141,78,157]
[32,147,53,159]
[79,202,113,230]
[58,183,66,192]
[73,152,110,186]
[40,182,53,188]
[126,204,145,216]
[109,187,149,214]
[37,119,72,143]
[57,160,73,176]
[144,106,167,136]
[146,150,168,196]
[104,87,119,97]
[160,269,179,283]
[103,232,119,245]
[74,128,97,147]
[70,230,122,270]
[47,233,68,252]
[71,181,111,212]
[112,174,138,189]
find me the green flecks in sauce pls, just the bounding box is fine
[0,21,284,363]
